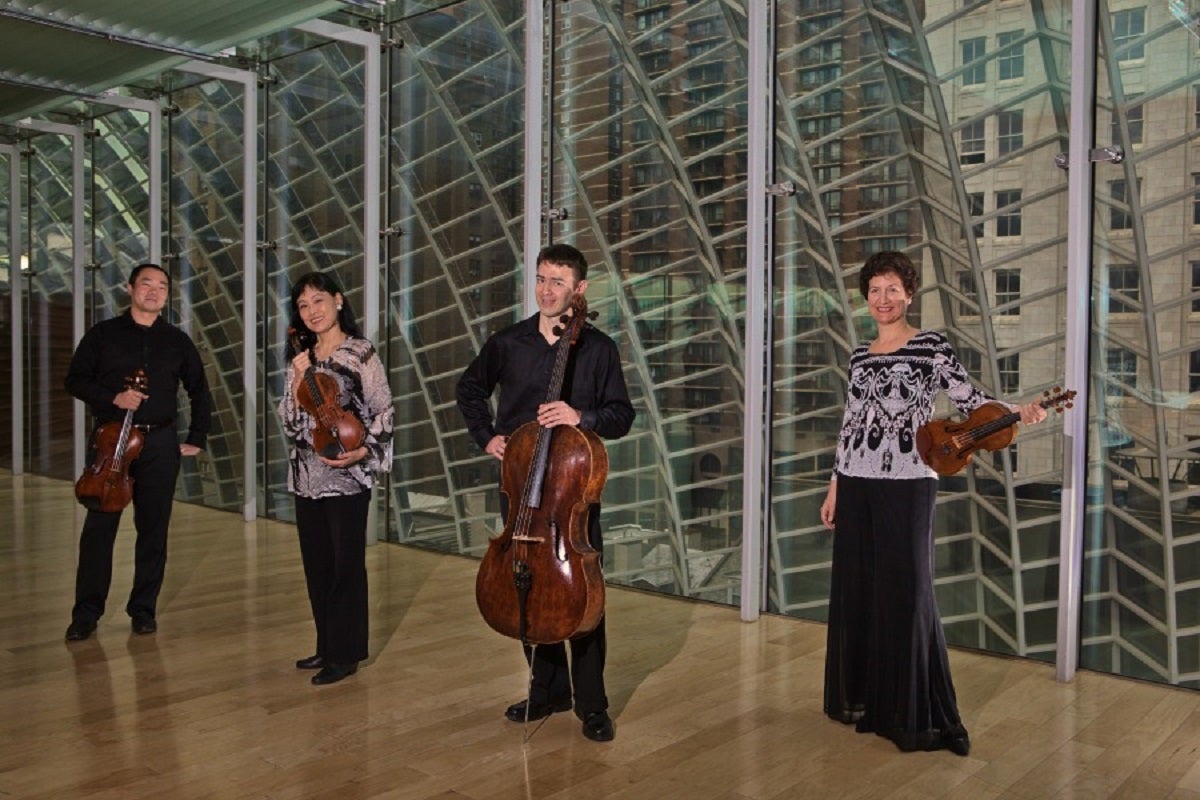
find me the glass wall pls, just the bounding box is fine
[23,133,76,481]
[766,0,1075,664]
[547,0,750,601]
[1081,0,1200,686]
[386,3,525,552]
[0,147,11,471]
[2,0,1199,691]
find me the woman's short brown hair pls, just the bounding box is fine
[858,251,918,298]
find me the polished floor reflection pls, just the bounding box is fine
[2,470,1199,799]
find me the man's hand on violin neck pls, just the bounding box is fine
[113,388,147,411]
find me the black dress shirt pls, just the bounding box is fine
[65,311,213,449]
[456,313,635,449]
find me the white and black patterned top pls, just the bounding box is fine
[278,336,394,498]
[834,330,991,481]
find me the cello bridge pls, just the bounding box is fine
[512,535,544,543]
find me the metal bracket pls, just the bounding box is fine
[1054,145,1125,171]
[255,241,278,252]
[542,207,569,221]
[380,226,403,238]
[766,181,797,197]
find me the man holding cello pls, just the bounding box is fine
[456,243,635,742]
[64,263,211,641]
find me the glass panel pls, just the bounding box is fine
[0,148,10,470]
[168,76,249,513]
[1081,1,1200,688]
[387,2,525,550]
[768,0,1073,666]
[25,134,76,480]
[260,34,368,522]
[549,0,749,602]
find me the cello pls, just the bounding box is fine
[75,370,149,512]
[475,294,608,645]
[916,387,1075,476]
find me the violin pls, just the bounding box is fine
[75,370,148,512]
[916,387,1076,476]
[288,327,366,459]
[475,295,608,645]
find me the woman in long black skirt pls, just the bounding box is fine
[819,251,1046,755]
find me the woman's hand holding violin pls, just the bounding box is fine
[320,445,368,469]
[1018,401,1047,426]
[291,351,312,393]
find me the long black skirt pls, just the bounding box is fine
[823,474,967,752]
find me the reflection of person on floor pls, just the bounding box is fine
[819,251,1046,756]
[455,244,635,742]
[278,271,394,686]
[64,263,212,642]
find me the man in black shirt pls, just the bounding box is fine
[64,263,212,641]
[456,243,635,742]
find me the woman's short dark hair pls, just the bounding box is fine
[283,271,363,360]
[858,251,919,298]
[536,243,588,283]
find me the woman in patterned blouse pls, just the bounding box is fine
[278,272,394,686]
[818,251,1045,756]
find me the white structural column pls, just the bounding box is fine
[1055,0,1099,682]
[93,94,163,264]
[4,145,22,474]
[177,61,259,521]
[739,0,772,622]
[523,0,545,314]
[16,119,86,477]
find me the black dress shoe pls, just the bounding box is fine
[311,662,358,685]
[581,711,615,742]
[504,698,572,722]
[131,615,157,635]
[65,619,96,641]
[295,654,324,670]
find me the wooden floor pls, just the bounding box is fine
[3,472,1200,800]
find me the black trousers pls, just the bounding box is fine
[500,493,609,716]
[72,426,181,623]
[294,490,370,664]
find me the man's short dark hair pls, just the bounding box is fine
[858,251,918,298]
[536,244,588,283]
[129,263,170,287]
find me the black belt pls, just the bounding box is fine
[135,421,173,432]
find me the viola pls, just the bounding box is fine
[916,387,1075,476]
[288,328,366,459]
[75,370,148,512]
[475,295,608,645]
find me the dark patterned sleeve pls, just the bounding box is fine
[933,334,991,416]
[356,345,394,474]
